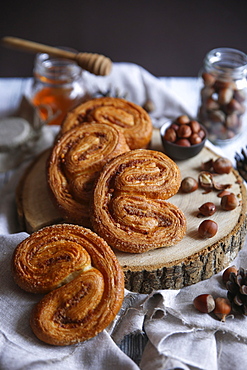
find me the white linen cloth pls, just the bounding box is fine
[0,63,247,370]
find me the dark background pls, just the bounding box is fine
[1,0,247,78]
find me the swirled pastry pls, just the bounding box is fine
[47,122,130,228]
[12,224,124,346]
[59,97,153,149]
[91,149,186,253]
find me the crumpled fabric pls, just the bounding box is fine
[0,63,247,370]
[1,229,247,370]
[80,62,191,128]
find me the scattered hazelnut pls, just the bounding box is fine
[212,157,232,174]
[193,294,215,313]
[198,202,216,216]
[180,177,198,193]
[198,219,218,238]
[221,193,238,211]
[222,265,238,284]
[213,297,232,322]
[198,171,214,190]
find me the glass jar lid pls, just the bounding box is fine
[204,47,247,80]
[0,117,32,151]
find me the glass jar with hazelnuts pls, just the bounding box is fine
[160,115,207,160]
[198,48,247,144]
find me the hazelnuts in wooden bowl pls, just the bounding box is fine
[160,115,207,160]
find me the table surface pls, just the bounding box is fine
[0,76,247,369]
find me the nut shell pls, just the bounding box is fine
[193,294,215,313]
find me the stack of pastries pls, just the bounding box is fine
[12,96,186,346]
[47,96,186,252]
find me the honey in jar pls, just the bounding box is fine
[28,51,88,125]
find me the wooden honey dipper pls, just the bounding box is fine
[1,36,112,76]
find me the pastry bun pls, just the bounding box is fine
[91,149,186,253]
[47,122,130,228]
[12,224,124,346]
[59,97,153,149]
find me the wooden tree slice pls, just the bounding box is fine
[16,130,247,293]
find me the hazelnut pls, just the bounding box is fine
[205,97,220,111]
[190,133,202,145]
[212,157,232,174]
[176,115,190,125]
[213,297,232,322]
[222,265,238,284]
[176,138,191,147]
[198,129,206,140]
[234,89,246,103]
[170,123,179,131]
[218,87,233,105]
[225,113,239,130]
[193,294,215,313]
[180,177,198,193]
[164,127,177,142]
[208,109,225,123]
[225,98,243,114]
[198,202,216,216]
[221,193,238,211]
[177,124,192,138]
[190,120,201,133]
[198,219,218,238]
[198,171,214,190]
[202,72,216,87]
[214,80,233,90]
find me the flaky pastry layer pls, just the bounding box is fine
[12,224,124,345]
[47,122,130,227]
[59,97,153,149]
[91,149,186,253]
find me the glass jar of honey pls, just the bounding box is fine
[27,50,89,125]
[198,47,247,144]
